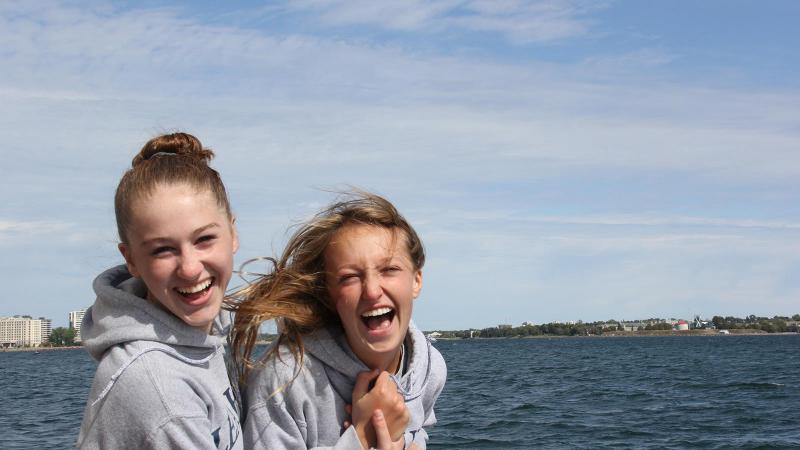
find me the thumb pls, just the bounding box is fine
[372,409,393,450]
[353,369,379,400]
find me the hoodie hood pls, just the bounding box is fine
[303,321,434,403]
[82,265,230,361]
[77,265,243,449]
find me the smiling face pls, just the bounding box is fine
[118,183,238,331]
[324,224,422,372]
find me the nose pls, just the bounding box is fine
[362,272,383,301]
[177,249,203,280]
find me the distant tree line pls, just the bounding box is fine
[711,314,800,333]
[430,314,800,339]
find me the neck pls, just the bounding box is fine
[361,347,402,373]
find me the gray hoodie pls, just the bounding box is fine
[76,265,243,450]
[243,324,447,449]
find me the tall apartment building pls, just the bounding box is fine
[0,316,44,347]
[39,317,52,344]
[69,309,87,343]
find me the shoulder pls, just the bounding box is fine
[408,327,447,378]
[428,343,446,373]
[245,343,311,406]
[244,339,339,420]
[406,328,447,395]
[95,342,217,416]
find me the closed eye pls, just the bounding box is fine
[339,274,360,284]
[196,234,217,246]
[152,246,174,256]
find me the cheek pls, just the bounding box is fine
[137,258,165,278]
[332,288,358,314]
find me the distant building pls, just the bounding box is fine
[69,309,87,343]
[39,317,52,343]
[0,316,44,347]
[498,324,513,330]
[675,320,690,331]
[621,321,647,331]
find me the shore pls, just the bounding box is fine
[435,329,800,340]
[597,328,770,337]
[1,345,83,353]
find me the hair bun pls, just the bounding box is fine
[132,132,215,167]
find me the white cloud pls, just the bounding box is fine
[284,0,601,43]
[447,0,599,43]
[0,219,72,241]
[519,214,800,230]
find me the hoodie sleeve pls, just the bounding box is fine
[146,416,222,449]
[244,345,368,450]
[244,401,364,449]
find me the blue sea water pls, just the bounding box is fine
[1,335,798,449]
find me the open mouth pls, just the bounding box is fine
[361,306,395,331]
[174,278,214,300]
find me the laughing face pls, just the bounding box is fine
[119,183,238,332]
[324,224,422,372]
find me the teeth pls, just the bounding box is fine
[176,279,212,294]
[362,307,392,318]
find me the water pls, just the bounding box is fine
[1,335,798,449]
[0,348,95,449]
[429,335,800,449]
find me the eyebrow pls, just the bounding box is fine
[139,222,221,248]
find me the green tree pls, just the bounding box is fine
[49,327,75,346]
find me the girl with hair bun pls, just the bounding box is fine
[77,132,243,449]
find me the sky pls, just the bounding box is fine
[1,0,799,330]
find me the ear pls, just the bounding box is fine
[118,243,141,278]
[230,217,240,254]
[412,269,423,300]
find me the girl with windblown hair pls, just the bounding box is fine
[232,192,447,450]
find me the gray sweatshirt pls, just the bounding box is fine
[76,265,243,450]
[243,324,447,449]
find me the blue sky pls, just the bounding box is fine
[1,0,798,329]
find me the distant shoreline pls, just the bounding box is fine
[433,329,799,340]
[1,345,83,353]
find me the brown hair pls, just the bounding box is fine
[114,132,232,244]
[230,190,425,377]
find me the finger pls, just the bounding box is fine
[388,402,410,441]
[342,420,351,429]
[345,404,352,416]
[371,371,395,394]
[372,409,393,450]
[353,370,380,400]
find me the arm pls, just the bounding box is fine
[147,416,224,450]
[246,401,368,450]
[243,358,370,450]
